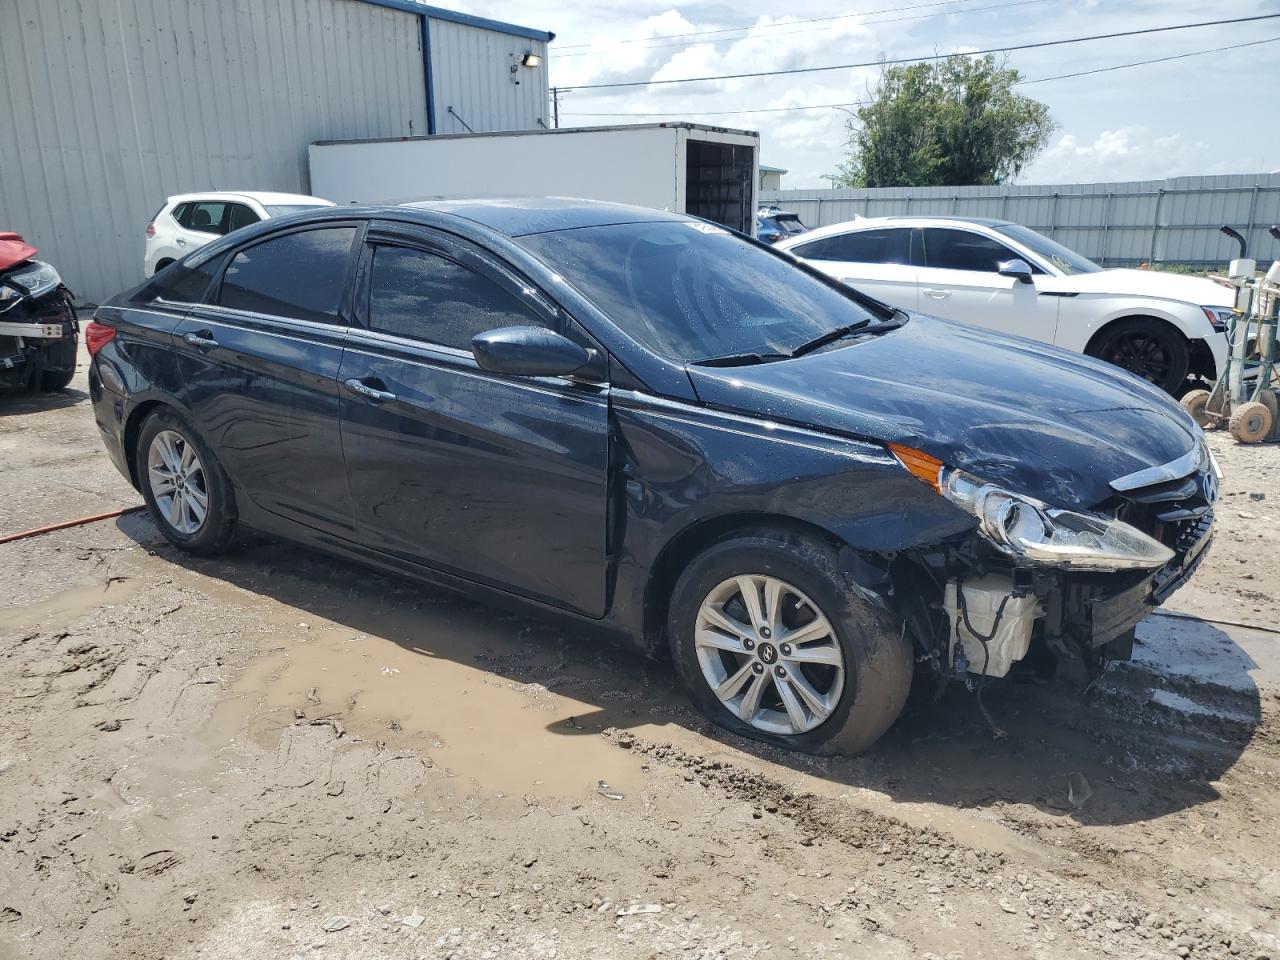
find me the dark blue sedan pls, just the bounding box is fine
[86,199,1216,753]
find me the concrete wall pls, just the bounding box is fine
[762,173,1280,268]
[2,0,429,302]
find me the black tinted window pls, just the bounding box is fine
[367,244,545,350]
[923,228,1019,272]
[132,253,222,304]
[794,228,909,264]
[226,203,259,233]
[219,227,356,324]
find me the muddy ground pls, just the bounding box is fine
[1,346,1278,960]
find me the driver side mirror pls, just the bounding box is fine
[471,326,592,378]
[998,259,1035,284]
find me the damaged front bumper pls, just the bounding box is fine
[906,508,1214,681]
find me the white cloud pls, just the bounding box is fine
[1023,126,1236,183]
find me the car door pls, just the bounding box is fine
[337,222,610,618]
[172,222,363,539]
[175,199,228,254]
[787,227,919,311]
[916,227,1059,343]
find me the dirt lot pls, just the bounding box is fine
[2,346,1278,960]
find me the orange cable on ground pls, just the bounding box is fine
[0,505,145,546]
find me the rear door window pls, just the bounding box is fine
[792,228,910,264]
[131,253,224,305]
[218,227,358,324]
[225,203,260,234]
[178,201,228,235]
[366,243,548,350]
[922,228,1024,273]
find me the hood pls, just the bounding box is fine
[0,232,38,272]
[686,314,1199,510]
[1047,268,1232,307]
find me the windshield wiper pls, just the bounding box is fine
[693,351,792,367]
[788,319,873,358]
[790,313,911,357]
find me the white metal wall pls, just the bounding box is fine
[761,173,1280,268]
[0,0,428,303]
[427,18,549,135]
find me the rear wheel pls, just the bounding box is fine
[668,530,912,755]
[136,409,238,554]
[1090,319,1189,394]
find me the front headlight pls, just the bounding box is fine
[1,259,62,301]
[890,444,1175,571]
[1201,305,1234,333]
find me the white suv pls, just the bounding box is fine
[144,191,335,277]
[778,216,1232,394]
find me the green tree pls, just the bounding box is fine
[831,54,1055,187]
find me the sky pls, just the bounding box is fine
[459,0,1280,188]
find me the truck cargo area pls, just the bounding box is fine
[309,122,760,234]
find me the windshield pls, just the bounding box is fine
[991,222,1102,275]
[517,221,878,362]
[263,203,328,217]
[774,216,807,236]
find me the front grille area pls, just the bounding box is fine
[1100,456,1216,556]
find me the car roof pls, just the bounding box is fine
[781,215,1013,245]
[166,191,334,206]
[400,196,694,237]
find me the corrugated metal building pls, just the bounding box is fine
[0,0,553,302]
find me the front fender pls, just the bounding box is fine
[606,390,976,638]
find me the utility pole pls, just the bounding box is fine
[551,87,561,128]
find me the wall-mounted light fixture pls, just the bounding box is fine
[521,52,542,68]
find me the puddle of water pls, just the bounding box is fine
[208,602,658,812]
[1,577,141,634]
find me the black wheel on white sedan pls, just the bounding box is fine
[1091,318,1189,394]
[136,408,238,554]
[668,530,913,754]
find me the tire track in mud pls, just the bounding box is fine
[605,730,1277,960]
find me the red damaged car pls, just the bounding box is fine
[0,232,78,392]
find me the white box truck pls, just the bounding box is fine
[308,122,760,235]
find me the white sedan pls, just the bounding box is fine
[144,191,334,277]
[777,216,1231,394]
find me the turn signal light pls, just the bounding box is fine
[888,442,943,492]
[84,320,117,356]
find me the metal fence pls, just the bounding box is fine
[761,173,1280,268]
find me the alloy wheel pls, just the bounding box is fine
[694,574,845,736]
[147,429,209,535]
[1104,331,1172,384]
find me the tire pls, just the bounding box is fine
[1090,319,1190,395]
[1178,388,1212,428]
[1229,400,1273,444]
[667,530,913,755]
[135,408,238,554]
[39,366,76,391]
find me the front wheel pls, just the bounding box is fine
[668,530,913,755]
[136,409,238,554]
[1090,319,1189,394]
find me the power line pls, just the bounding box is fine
[1018,34,1280,84]
[555,0,1052,59]
[560,35,1280,118]
[553,0,986,51]
[557,13,1280,91]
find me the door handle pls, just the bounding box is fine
[344,377,397,403]
[183,330,218,348]
[176,238,189,247]
[923,288,951,300]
